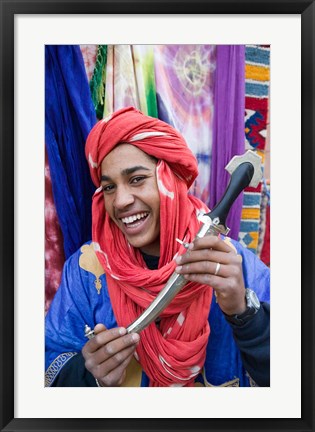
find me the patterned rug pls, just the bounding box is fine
[238,45,270,262]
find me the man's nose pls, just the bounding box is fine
[113,185,135,209]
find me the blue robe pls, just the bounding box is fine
[45,237,270,387]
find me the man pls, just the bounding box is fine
[45,106,270,387]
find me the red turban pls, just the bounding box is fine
[85,106,198,188]
[85,107,213,387]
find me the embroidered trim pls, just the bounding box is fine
[45,352,78,387]
[201,368,240,387]
[79,244,105,295]
[246,372,259,387]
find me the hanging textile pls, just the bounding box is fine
[260,191,270,266]
[258,180,270,266]
[89,45,107,119]
[45,152,65,312]
[45,44,268,311]
[80,44,98,82]
[154,45,216,204]
[209,45,245,240]
[103,45,158,117]
[132,45,158,118]
[238,45,270,256]
[45,45,97,259]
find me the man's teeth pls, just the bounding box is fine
[121,212,148,224]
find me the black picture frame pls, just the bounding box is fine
[1,1,314,431]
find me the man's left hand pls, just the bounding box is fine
[175,236,246,316]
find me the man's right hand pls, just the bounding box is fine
[82,324,140,387]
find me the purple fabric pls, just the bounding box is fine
[209,45,245,240]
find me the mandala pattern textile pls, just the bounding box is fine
[154,45,216,205]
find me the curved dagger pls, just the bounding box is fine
[85,150,262,339]
[125,150,262,334]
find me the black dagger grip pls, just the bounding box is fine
[207,162,254,227]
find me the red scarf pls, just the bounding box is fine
[85,107,213,386]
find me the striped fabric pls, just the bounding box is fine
[238,45,270,254]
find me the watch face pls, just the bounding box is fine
[247,289,260,309]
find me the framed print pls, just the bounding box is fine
[0,1,314,431]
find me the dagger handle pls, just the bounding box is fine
[206,162,254,228]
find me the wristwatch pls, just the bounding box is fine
[224,288,261,326]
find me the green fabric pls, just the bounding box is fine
[89,45,107,119]
[141,48,158,118]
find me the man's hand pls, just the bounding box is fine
[175,236,246,316]
[82,324,140,386]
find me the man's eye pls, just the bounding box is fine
[131,176,145,184]
[102,184,115,193]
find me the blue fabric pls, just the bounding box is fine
[45,45,97,258]
[45,246,117,371]
[45,239,270,386]
[204,238,270,386]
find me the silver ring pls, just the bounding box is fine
[214,262,221,276]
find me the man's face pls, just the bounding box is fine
[101,144,160,256]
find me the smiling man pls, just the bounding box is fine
[100,145,161,256]
[45,107,270,388]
